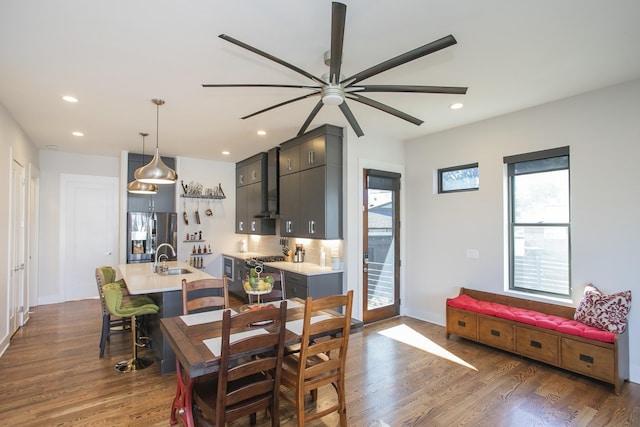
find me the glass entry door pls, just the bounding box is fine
[363,169,400,323]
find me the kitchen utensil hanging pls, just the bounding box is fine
[194,201,201,224]
[183,200,189,225]
[205,199,213,216]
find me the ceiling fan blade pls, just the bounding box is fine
[338,102,364,137]
[241,92,320,120]
[350,84,467,95]
[329,2,347,85]
[298,100,325,136]
[343,34,458,86]
[219,34,325,86]
[203,83,320,89]
[347,94,423,126]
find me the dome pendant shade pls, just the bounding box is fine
[135,98,177,185]
[128,131,158,194]
[134,147,177,184]
[127,179,158,194]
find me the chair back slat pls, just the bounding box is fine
[182,277,229,314]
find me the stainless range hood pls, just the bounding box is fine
[254,146,279,219]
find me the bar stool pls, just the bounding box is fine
[95,266,154,358]
[102,283,160,372]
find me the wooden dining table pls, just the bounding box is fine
[160,298,363,427]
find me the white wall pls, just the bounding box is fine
[0,102,39,355]
[404,79,640,383]
[174,156,236,278]
[38,151,120,305]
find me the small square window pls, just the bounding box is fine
[438,163,479,193]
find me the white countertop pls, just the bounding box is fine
[118,261,215,294]
[263,261,342,276]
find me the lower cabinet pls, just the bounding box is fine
[228,258,249,301]
[561,337,615,383]
[515,325,559,365]
[446,307,477,340]
[283,271,343,300]
[478,317,514,351]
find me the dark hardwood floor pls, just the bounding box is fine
[0,298,638,426]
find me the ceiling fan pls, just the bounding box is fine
[203,2,467,137]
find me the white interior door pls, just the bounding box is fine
[61,174,119,301]
[10,160,25,334]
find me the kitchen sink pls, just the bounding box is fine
[160,267,192,276]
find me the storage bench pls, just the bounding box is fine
[446,287,629,394]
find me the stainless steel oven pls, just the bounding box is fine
[223,256,234,283]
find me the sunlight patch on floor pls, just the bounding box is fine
[378,324,477,370]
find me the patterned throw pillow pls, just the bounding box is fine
[574,284,631,334]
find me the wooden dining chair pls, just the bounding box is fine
[171,276,231,425]
[279,290,353,427]
[181,276,229,314]
[247,270,286,304]
[191,302,288,426]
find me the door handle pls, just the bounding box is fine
[104,252,112,255]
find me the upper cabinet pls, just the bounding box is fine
[236,156,263,187]
[127,153,176,212]
[235,153,275,235]
[279,124,343,239]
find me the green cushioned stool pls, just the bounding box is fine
[102,283,160,372]
[95,266,155,358]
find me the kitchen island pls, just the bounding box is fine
[118,261,216,374]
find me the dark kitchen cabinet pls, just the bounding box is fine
[229,257,249,301]
[235,153,275,235]
[236,156,262,187]
[279,124,343,239]
[282,270,343,299]
[127,153,176,212]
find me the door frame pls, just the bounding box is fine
[26,163,40,318]
[60,174,119,301]
[10,158,26,334]
[362,168,401,323]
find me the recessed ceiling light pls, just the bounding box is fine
[72,131,84,137]
[47,144,58,149]
[222,151,230,156]
[62,95,78,103]
[449,103,464,110]
[257,130,266,136]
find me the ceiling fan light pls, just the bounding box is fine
[127,179,158,194]
[135,147,177,184]
[322,85,345,106]
[322,93,344,106]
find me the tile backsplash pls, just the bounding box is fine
[243,235,342,267]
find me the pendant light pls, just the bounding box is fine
[127,132,158,194]
[134,98,178,184]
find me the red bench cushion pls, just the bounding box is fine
[447,293,616,343]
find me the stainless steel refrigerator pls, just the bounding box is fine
[127,212,177,263]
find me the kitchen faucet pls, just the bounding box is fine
[154,243,176,273]
[157,253,169,273]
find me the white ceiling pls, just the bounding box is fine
[1,0,639,163]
